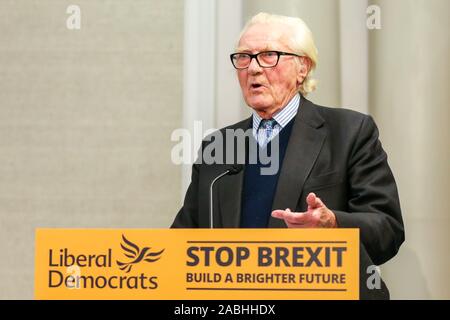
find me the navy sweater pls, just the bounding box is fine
[240,118,295,227]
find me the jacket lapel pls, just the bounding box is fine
[268,97,326,228]
[218,117,251,228]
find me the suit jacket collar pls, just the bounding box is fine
[218,97,326,228]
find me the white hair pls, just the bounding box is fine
[237,12,319,96]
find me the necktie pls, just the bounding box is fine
[259,118,277,148]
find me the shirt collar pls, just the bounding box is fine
[252,93,300,131]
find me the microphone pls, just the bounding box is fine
[209,165,244,228]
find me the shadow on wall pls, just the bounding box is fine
[381,246,430,299]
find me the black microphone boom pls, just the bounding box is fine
[209,165,244,228]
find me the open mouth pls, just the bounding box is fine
[250,84,263,89]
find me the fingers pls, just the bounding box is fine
[271,208,311,225]
[306,192,325,209]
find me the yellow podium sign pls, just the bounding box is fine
[35,228,359,300]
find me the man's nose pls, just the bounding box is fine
[247,57,262,74]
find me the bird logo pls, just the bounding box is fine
[116,234,165,273]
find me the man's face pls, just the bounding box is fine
[236,23,305,118]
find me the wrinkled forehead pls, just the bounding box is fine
[237,23,293,52]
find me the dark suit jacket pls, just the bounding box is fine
[171,97,405,299]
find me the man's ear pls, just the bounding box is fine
[297,57,312,84]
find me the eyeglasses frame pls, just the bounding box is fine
[229,50,302,69]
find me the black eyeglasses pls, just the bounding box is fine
[230,50,302,69]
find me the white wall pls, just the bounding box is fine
[0,0,184,299]
[369,0,450,299]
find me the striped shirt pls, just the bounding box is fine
[252,93,300,147]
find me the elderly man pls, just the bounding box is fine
[171,12,404,299]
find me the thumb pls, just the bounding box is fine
[306,192,325,209]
